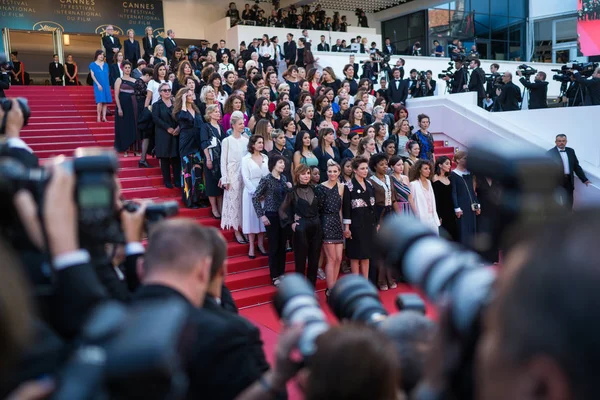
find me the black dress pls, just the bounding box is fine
[342,178,377,260]
[114,80,139,152]
[178,110,208,206]
[314,146,341,183]
[65,63,78,85]
[450,171,478,247]
[201,123,226,197]
[433,180,458,241]
[317,183,344,244]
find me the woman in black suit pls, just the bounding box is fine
[153,82,181,188]
[109,51,124,88]
[142,26,156,63]
[124,29,141,63]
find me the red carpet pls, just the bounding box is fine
[10,86,447,399]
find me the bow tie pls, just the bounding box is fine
[559,149,566,152]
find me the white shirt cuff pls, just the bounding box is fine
[343,219,352,225]
[454,208,462,213]
[53,250,91,271]
[125,242,145,256]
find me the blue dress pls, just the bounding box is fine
[89,62,112,104]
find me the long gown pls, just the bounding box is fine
[89,62,112,103]
[220,134,249,230]
[114,80,138,152]
[450,170,478,247]
[241,153,269,234]
[65,63,78,85]
[433,179,458,241]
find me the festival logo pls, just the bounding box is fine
[32,21,65,32]
[95,24,125,36]
[153,27,165,44]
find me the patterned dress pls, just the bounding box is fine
[391,175,412,214]
[317,183,344,244]
[220,135,249,230]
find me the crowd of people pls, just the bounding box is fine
[579,0,600,20]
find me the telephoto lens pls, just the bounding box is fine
[272,273,329,359]
[328,274,388,326]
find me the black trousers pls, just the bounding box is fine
[293,217,322,286]
[562,175,574,209]
[160,157,182,187]
[265,214,287,280]
[51,79,62,86]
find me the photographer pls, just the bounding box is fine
[564,75,584,107]
[517,69,548,109]
[485,63,501,110]
[424,70,436,96]
[0,98,38,168]
[442,59,468,94]
[573,66,600,105]
[468,59,486,107]
[494,72,521,112]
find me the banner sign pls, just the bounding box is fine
[0,0,164,36]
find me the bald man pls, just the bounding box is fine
[495,71,521,111]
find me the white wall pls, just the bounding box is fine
[405,93,600,208]
[530,0,578,20]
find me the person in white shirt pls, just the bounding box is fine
[546,134,590,209]
[218,53,235,77]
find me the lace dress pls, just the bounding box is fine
[317,183,344,244]
[220,134,249,230]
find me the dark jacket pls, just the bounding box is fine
[387,78,409,105]
[574,72,600,105]
[153,99,179,158]
[102,35,122,64]
[133,284,271,400]
[284,40,297,65]
[123,38,141,63]
[109,63,122,88]
[520,77,548,109]
[546,146,589,188]
[142,36,157,62]
[164,37,178,60]
[216,47,231,63]
[496,81,522,111]
[317,42,330,52]
[469,67,486,99]
[48,61,64,84]
[450,66,468,94]
[269,146,294,183]
[383,44,397,55]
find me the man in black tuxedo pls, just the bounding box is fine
[546,134,590,209]
[102,25,122,64]
[517,69,548,109]
[383,37,396,55]
[202,227,239,314]
[468,58,486,107]
[387,67,409,110]
[495,72,522,111]
[283,33,296,66]
[164,29,177,60]
[48,54,63,86]
[331,39,342,52]
[133,219,272,399]
[573,67,600,105]
[317,35,330,52]
[216,40,231,63]
[442,59,468,94]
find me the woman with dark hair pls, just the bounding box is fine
[404,140,420,175]
[296,37,306,68]
[433,155,457,240]
[348,106,365,133]
[383,139,396,157]
[450,151,479,246]
[208,72,228,105]
[222,94,247,132]
[321,66,341,95]
[202,104,226,217]
[314,128,340,183]
[109,51,125,88]
[293,130,318,174]
[175,87,207,208]
[217,53,235,77]
[173,60,200,96]
[114,61,139,157]
[265,71,279,101]
[279,164,323,285]
[316,159,344,293]
[389,155,415,214]
[411,113,435,161]
[281,117,297,151]
[409,160,440,234]
[144,62,171,108]
[153,83,181,188]
[284,65,300,104]
[373,122,387,153]
[341,131,360,159]
[334,98,350,123]
[335,120,351,153]
[242,135,269,258]
[342,64,358,95]
[253,119,274,153]
[169,47,185,75]
[248,96,273,132]
[306,68,321,97]
[274,101,291,129]
[340,158,353,184]
[89,50,112,122]
[320,105,337,131]
[253,155,291,287]
[343,156,377,278]
[235,57,246,79]
[394,104,409,122]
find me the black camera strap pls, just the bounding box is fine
[0,108,8,135]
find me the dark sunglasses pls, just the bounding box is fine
[160,89,172,92]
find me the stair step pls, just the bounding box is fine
[231,279,326,308]
[21,135,98,144]
[118,166,162,178]
[29,140,113,152]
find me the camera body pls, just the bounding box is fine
[517,63,538,77]
[0,53,14,71]
[438,61,455,79]
[0,97,31,128]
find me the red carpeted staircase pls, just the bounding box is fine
[11,86,450,312]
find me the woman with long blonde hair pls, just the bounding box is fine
[150,44,168,66]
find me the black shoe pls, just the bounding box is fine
[258,247,268,256]
[235,235,247,245]
[138,160,150,168]
[165,182,173,189]
[211,210,221,219]
[248,254,256,259]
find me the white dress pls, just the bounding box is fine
[241,153,269,234]
[220,135,249,230]
[410,179,440,235]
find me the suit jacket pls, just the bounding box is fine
[546,147,589,188]
[486,72,501,99]
[203,285,239,314]
[468,67,486,99]
[216,47,231,63]
[496,81,521,111]
[387,78,409,105]
[49,62,63,82]
[142,36,157,62]
[450,67,468,94]
[109,63,123,88]
[574,73,600,106]
[519,77,548,109]
[331,44,342,52]
[383,44,397,55]
[133,285,271,400]
[124,38,141,63]
[317,42,330,51]
[164,37,177,60]
[284,40,297,64]
[102,35,122,64]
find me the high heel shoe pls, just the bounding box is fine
[211,210,221,219]
[138,160,150,168]
[234,235,247,245]
[258,247,268,256]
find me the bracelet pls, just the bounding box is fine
[259,375,280,398]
